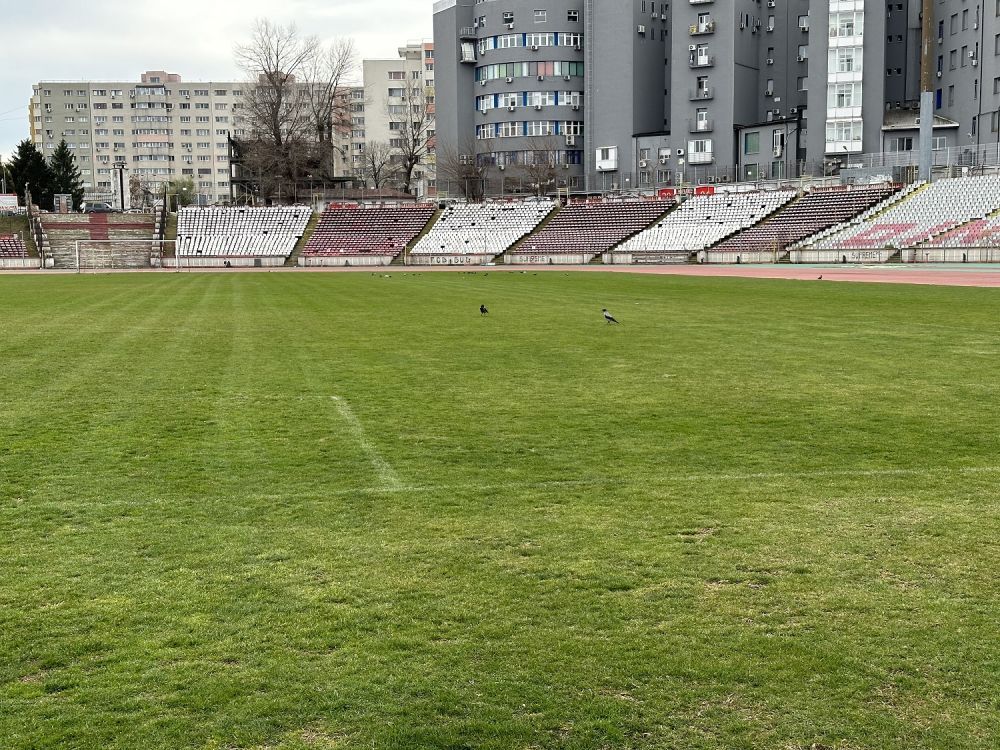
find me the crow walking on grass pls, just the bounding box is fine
[480,304,489,316]
[603,308,620,325]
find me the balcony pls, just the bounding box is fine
[689,55,714,68]
[689,88,714,101]
[459,27,477,39]
[687,151,714,165]
[689,21,716,35]
[688,119,715,133]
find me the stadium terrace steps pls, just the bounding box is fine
[301,204,438,266]
[409,201,555,264]
[609,190,796,263]
[285,212,323,267]
[506,199,677,264]
[39,214,157,269]
[0,234,29,258]
[802,176,1000,253]
[788,182,926,251]
[705,184,900,261]
[920,204,1000,249]
[177,206,311,262]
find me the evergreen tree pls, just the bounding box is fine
[49,140,85,211]
[7,139,54,209]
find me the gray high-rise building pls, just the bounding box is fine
[434,0,1000,194]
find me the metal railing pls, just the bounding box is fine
[843,141,1000,171]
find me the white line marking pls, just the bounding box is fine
[253,464,1000,499]
[331,396,402,490]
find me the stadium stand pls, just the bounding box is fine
[704,184,899,263]
[410,201,555,264]
[801,175,1000,261]
[39,213,156,269]
[508,199,675,264]
[0,234,28,257]
[610,190,796,263]
[300,204,437,266]
[176,206,311,265]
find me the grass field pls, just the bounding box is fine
[1,271,999,750]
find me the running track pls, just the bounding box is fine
[4,264,1000,288]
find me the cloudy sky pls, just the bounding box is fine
[0,0,435,161]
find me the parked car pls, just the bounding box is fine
[83,202,116,213]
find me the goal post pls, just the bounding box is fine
[73,238,175,272]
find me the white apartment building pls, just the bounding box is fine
[353,42,437,198]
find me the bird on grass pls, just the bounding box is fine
[818,275,823,280]
[480,304,489,316]
[602,308,620,325]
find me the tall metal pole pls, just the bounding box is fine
[918,0,935,182]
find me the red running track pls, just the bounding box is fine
[5,264,1000,288]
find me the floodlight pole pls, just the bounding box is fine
[918,0,935,183]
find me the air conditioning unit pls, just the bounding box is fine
[637,25,646,34]
[659,157,669,165]
[766,25,775,32]
[796,55,806,62]
[765,89,774,97]
[506,22,515,29]
[766,58,774,65]
[767,0,776,6]
[481,80,487,86]
[565,135,576,146]
[937,71,942,77]
[508,105,516,111]
[563,75,571,81]
[571,104,580,111]
[498,164,505,171]
[531,45,539,51]
[688,44,697,51]
[677,148,685,156]
[789,107,799,114]
[506,77,514,83]
[972,59,979,67]
[534,104,542,111]
[538,75,545,81]
[564,163,570,169]
[639,159,648,168]
[773,147,783,157]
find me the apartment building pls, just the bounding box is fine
[355,42,438,198]
[434,0,587,190]
[435,0,1000,192]
[29,71,245,205]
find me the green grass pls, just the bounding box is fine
[1,271,998,750]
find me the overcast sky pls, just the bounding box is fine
[0,0,435,161]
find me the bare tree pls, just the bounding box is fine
[302,38,357,143]
[518,136,563,196]
[436,139,493,201]
[387,91,434,195]
[234,19,358,202]
[360,142,398,189]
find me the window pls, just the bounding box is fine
[534,9,546,23]
[744,132,760,154]
[568,10,579,22]
[887,137,913,152]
